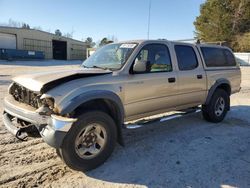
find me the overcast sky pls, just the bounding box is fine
[0,0,205,42]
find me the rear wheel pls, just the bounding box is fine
[202,89,229,123]
[58,111,117,171]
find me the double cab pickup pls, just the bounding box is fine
[3,40,241,171]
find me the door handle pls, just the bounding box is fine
[197,75,203,79]
[168,77,176,83]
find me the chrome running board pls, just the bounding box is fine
[125,108,201,129]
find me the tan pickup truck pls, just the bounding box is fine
[3,40,241,171]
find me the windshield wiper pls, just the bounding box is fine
[82,64,113,71]
[91,65,109,70]
[83,65,110,70]
[81,64,90,68]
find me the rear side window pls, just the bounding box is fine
[201,47,236,67]
[224,49,237,66]
[175,45,198,71]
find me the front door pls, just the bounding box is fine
[124,43,178,119]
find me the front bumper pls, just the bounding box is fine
[3,96,76,148]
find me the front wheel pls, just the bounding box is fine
[202,89,229,123]
[59,111,117,171]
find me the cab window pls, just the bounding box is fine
[133,44,172,73]
[175,45,198,71]
[201,47,236,67]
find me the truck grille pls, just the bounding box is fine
[10,83,41,109]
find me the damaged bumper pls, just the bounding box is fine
[3,96,76,148]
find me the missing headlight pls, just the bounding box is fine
[36,98,55,116]
[44,98,55,109]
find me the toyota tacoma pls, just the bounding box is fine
[3,40,241,171]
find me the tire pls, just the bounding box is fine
[59,111,117,171]
[202,89,229,123]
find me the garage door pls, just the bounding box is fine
[0,33,16,49]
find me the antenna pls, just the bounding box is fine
[147,0,151,39]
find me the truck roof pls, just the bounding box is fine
[117,39,231,50]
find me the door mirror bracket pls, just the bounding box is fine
[133,60,149,73]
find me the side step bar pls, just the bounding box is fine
[125,107,201,129]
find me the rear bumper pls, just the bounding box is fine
[3,96,76,148]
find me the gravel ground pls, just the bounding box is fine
[0,60,250,188]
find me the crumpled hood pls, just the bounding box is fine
[12,68,112,93]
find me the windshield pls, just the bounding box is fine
[82,43,137,70]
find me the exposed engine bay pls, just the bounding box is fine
[9,82,42,109]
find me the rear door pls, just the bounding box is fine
[174,44,207,107]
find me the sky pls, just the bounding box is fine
[0,0,205,42]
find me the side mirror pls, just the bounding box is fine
[133,60,148,73]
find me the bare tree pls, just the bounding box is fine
[4,18,22,27]
[33,26,43,31]
[232,0,245,33]
[109,35,118,43]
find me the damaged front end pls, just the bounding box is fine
[3,82,77,148]
[3,68,112,147]
[9,82,56,115]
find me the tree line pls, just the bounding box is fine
[1,19,116,48]
[194,0,250,52]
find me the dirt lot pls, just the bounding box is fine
[0,60,250,188]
